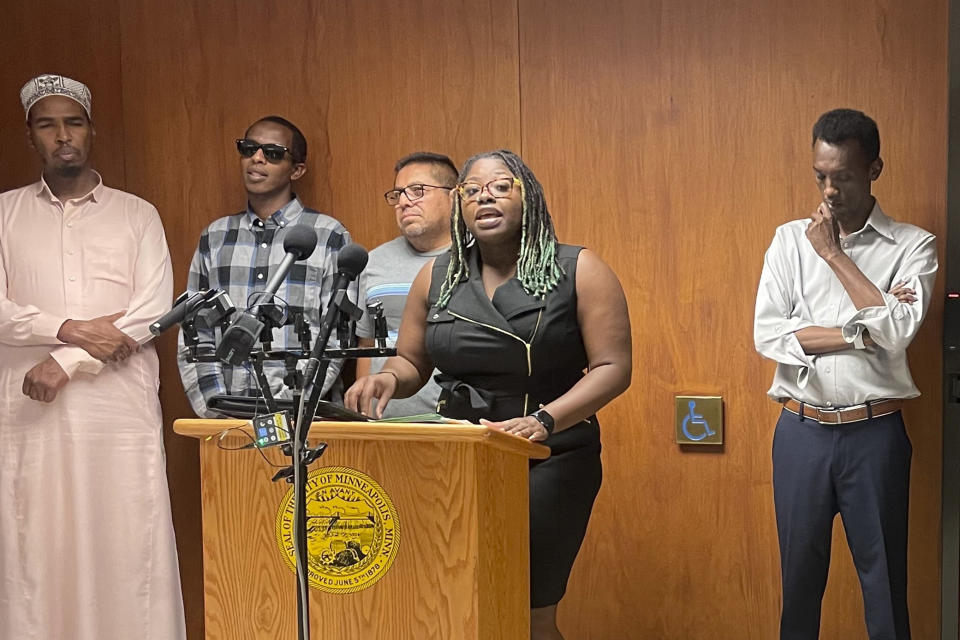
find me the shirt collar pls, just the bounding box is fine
[448,245,546,329]
[35,171,104,204]
[860,200,895,241]
[244,195,304,230]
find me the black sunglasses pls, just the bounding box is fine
[235,138,294,163]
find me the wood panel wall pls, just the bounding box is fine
[0,0,947,638]
[517,1,947,638]
[0,1,125,190]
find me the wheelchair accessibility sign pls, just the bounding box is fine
[675,396,723,445]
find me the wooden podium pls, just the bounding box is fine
[175,419,550,640]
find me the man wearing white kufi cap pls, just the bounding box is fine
[0,74,186,639]
[20,73,93,120]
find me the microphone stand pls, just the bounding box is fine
[289,286,363,640]
[162,258,368,640]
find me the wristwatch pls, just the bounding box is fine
[529,408,555,434]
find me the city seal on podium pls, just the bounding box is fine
[275,466,400,594]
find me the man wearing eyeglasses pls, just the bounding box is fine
[177,115,352,416]
[353,151,456,418]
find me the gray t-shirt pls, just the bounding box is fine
[356,236,448,418]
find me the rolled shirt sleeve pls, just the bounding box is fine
[840,233,938,352]
[754,229,816,387]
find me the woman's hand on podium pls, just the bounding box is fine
[344,371,399,419]
[480,416,549,442]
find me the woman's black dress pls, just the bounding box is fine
[424,244,602,607]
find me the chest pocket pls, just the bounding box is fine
[85,244,132,287]
[425,306,456,358]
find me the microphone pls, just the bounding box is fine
[330,242,369,294]
[301,243,369,390]
[258,225,318,302]
[149,289,219,336]
[216,225,319,365]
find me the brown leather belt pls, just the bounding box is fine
[782,398,903,425]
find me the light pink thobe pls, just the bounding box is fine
[0,176,186,640]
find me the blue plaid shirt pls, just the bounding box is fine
[177,197,352,417]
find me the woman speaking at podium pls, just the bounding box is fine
[345,149,632,640]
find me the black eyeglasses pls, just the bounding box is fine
[236,138,294,163]
[383,183,450,206]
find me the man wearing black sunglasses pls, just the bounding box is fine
[177,115,352,416]
[353,151,456,418]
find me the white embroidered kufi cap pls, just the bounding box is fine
[20,74,92,120]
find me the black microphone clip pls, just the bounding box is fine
[150,288,221,336]
[216,313,265,365]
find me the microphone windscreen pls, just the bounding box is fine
[282,225,319,260]
[336,243,369,278]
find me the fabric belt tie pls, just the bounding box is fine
[434,375,496,412]
[782,398,903,425]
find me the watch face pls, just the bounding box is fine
[533,409,554,431]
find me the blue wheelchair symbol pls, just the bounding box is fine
[682,400,716,441]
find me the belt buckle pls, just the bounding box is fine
[815,406,840,424]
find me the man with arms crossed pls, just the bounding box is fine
[754,108,937,639]
[0,74,184,639]
[354,151,455,418]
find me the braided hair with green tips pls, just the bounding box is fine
[437,150,564,308]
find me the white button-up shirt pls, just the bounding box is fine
[754,201,937,406]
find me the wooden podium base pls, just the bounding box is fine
[175,420,549,640]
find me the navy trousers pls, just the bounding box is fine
[772,408,912,640]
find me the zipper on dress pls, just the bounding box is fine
[446,310,542,377]
[446,309,545,417]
